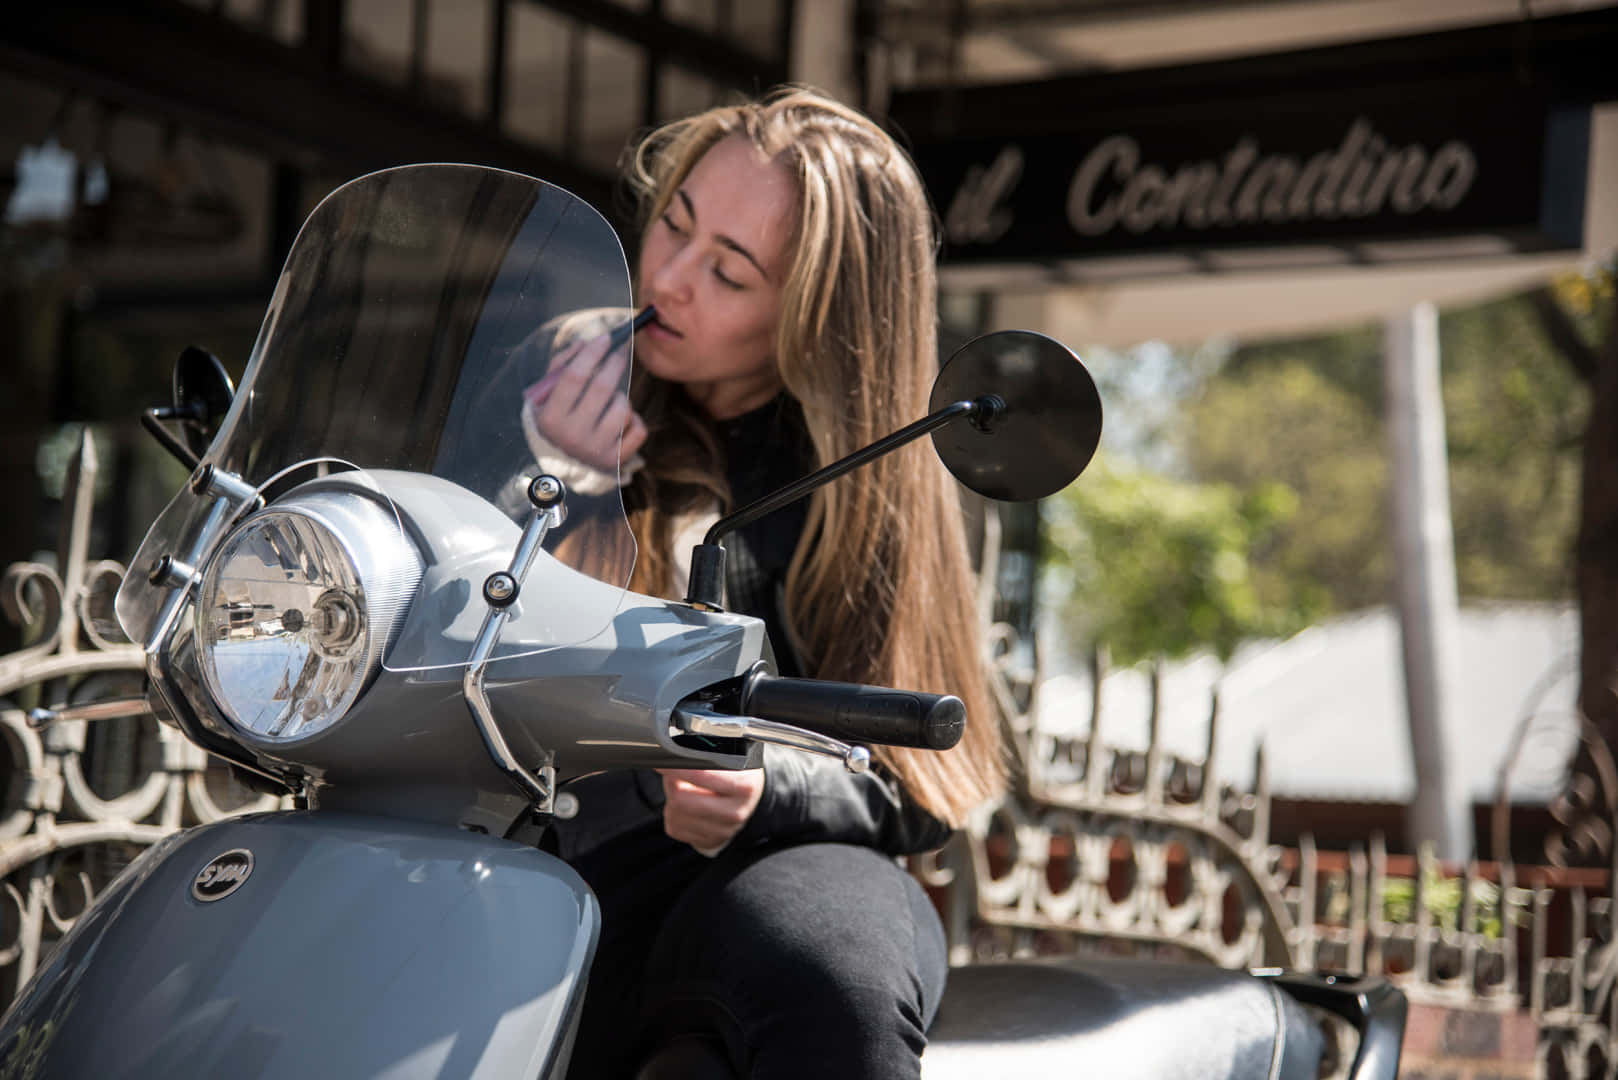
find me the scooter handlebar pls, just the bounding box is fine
[742,673,965,751]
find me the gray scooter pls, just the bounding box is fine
[0,164,1404,1079]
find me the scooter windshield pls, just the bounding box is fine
[116,165,637,667]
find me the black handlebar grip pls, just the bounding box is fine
[743,674,966,751]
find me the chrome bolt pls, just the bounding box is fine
[189,464,216,495]
[483,571,518,607]
[528,474,565,509]
[149,555,200,588]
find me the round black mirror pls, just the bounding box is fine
[173,346,236,457]
[929,330,1102,502]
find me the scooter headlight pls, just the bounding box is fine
[195,491,420,741]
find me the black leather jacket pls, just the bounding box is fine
[546,748,950,862]
[545,394,951,862]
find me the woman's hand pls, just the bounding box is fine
[524,331,648,473]
[657,768,766,855]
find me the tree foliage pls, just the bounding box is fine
[1181,283,1591,612]
[1043,268,1605,669]
[1525,264,1618,750]
[1180,360,1391,613]
[1044,455,1314,666]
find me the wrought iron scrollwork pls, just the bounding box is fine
[0,430,279,1005]
[960,537,1613,1078]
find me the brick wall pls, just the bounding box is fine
[1399,1002,1538,1080]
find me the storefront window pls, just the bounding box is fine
[579,30,646,172]
[504,4,571,149]
[425,0,493,116]
[344,0,415,87]
[657,64,722,123]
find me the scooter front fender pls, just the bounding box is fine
[0,811,598,1079]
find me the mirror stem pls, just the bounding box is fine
[701,397,993,546]
[140,405,205,470]
[683,396,999,610]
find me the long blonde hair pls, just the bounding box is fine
[622,87,1004,826]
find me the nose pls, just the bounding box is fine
[645,241,698,308]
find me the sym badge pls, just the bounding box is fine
[192,849,255,902]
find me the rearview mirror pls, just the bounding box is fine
[142,346,237,469]
[929,330,1102,502]
[173,346,236,458]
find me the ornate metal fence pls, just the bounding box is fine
[919,638,1617,1078]
[0,431,279,1004]
[1,431,1614,1078]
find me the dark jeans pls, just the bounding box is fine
[563,823,948,1080]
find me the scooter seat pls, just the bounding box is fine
[922,957,1325,1080]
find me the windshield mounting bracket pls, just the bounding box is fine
[461,474,568,814]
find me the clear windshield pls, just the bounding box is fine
[116,165,637,667]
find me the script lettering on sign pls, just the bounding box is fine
[945,145,1023,245]
[1064,119,1477,238]
[917,90,1588,264]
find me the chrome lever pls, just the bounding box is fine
[28,696,155,730]
[673,701,871,774]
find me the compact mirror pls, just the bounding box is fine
[173,346,237,457]
[929,330,1102,502]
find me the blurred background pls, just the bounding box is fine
[2,0,1615,866]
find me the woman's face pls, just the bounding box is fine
[636,135,796,419]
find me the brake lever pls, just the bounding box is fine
[672,701,871,774]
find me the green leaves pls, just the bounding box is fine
[1184,359,1391,614]
[1039,263,1611,669]
[1044,456,1315,666]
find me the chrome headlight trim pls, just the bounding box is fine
[194,488,422,742]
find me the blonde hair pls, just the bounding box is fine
[622,87,1004,826]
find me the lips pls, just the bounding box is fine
[650,312,684,339]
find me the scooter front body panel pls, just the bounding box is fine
[0,811,598,1079]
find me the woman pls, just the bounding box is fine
[528,87,1003,1080]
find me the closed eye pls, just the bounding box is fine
[672,188,770,284]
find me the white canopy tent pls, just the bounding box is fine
[1035,604,1581,807]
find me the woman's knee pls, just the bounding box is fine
[639,844,942,1078]
[648,843,945,1016]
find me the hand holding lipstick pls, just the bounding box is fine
[523,307,654,474]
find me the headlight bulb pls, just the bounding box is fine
[194,494,416,741]
[308,588,363,658]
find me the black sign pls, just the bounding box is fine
[926,99,1586,264]
[891,12,1613,269]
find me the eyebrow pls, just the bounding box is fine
[676,189,770,282]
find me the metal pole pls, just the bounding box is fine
[1385,302,1471,861]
